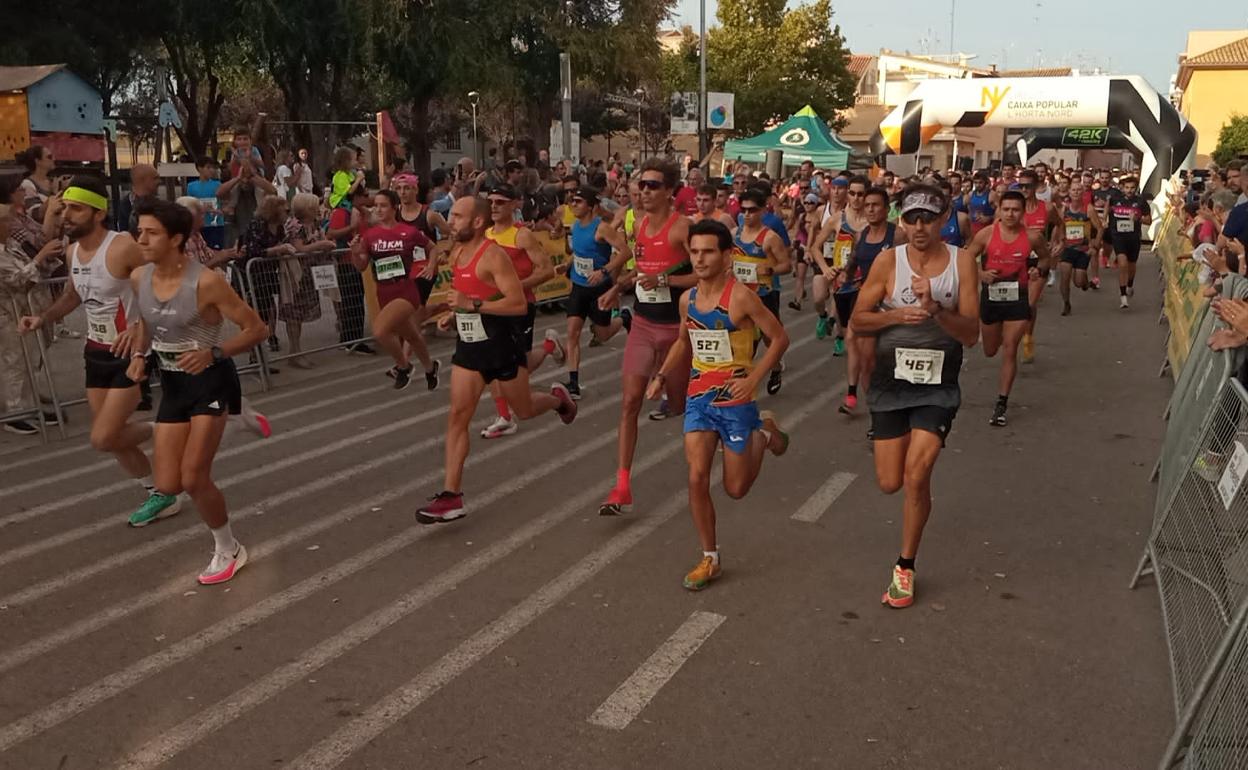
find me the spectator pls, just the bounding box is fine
[294,148,315,194]
[175,196,236,271]
[188,157,226,249]
[279,192,333,368]
[2,179,47,258]
[326,186,373,353]
[240,195,296,354]
[228,128,266,179]
[273,148,296,200]
[0,203,61,433]
[428,167,454,217]
[118,164,160,236]
[217,152,276,248]
[1188,198,1218,247]
[15,145,55,223]
[329,146,366,209]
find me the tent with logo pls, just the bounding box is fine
[722,105,852,170]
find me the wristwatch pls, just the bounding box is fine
[472,298,483,312]
[211,346,225,361]
[657,273,669,289]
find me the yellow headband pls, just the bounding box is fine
[63,186,108,211]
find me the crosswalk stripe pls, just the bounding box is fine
[790,472,858,523]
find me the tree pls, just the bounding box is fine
[706,0,856,135]
[1212,114,1248,166]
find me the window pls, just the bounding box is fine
[444,129,461,151]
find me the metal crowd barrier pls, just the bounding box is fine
[2,295,65,444]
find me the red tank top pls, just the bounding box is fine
[486,224,535,303]
[984,223,1031,285]
[1022,200,1048,233]
[452,240,498,301]
[636,212,684,275]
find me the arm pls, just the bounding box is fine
[661,218,697,290]
[1028,230,1053,275]
[739,283,788,383]
[597,221,633,278]
[427,209,452,240]
[20,276,81,331]
[764,231,791,276]
[516,228,555,289]
[919,248,980,347]
[850,250,906,335]
[174,270,269,375]
[964,227,995,283]
[41,194,65,240]
[647,294,692,399]
[958,212,971,244]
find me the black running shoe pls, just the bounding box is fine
[425,359,441,390]
[565,381,582,400]
[394,365,413,390]
[766,367,782,395]
[619,308,632,333]
[990,402,1007,427]
[348,342,377,355]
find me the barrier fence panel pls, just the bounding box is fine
[2,296,58,443]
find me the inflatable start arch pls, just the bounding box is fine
[869,75,1197,197]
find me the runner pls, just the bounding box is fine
[731,187,791,394]
[349,190,441,391]
[1107,175,1152,309]
[1056,178,1103,316]
[966,171,997,236]
[595,158,695,515]
[479,182,564,439]
[938,181,970,247]
[16,177,179,526]
[563,185,629,399]
[126,199,268,583]
[648,219,790,590]
[807,176,846,340]
[1017,169,1063,363]
[1090,176,1116,289]
[812,175,869,355]
[416,196,577,523]
[963,190,1051,427]
[692,183,735,229]
[837,186,906,416]
[786,191,821,311]
[851,185,979,609]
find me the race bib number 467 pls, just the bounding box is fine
[894,347,944,385]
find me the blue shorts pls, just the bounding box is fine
[683,393,763,454]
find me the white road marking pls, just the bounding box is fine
[587,611,727,730]
[287,370,841,770]
[790,472,858,523]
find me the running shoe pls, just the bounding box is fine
[42,410,60,426]
[128,492,182,527]
[198,543,248,585]
[838,393,858,415]
[815,315,830,340]
[3,420,38,435]
[347,342,377,355]
[551,382,578,424]
[683,555,722,591]
[588,335,603,348]
[565,381,582,400]
[1046,271,1056,287]
[425,359,441,391]
[990,402,1008,427]
[1061,302,1072,316]
[236,398,272,438]
[788,299,802,312]
[881,565,915,608]
[766,365,783,395]
[393,365,413,390]
[268,335,281,352]
[648,399,672,421]
[1127,285,1135,297]
[599,486,633,516]
[481,415,518,439]
[619,308,633,333]
[137,395,153,412]
[1021,334,1035,364]
[832,336,846,357]
[1090,276,1100,290]
[1099,254,1108,269]
[1120,295,1129,309]
[866,428,875,441]
[545,330,567,363]
[760,410,789,456]
[416,491,466,524]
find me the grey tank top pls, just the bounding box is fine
[137,260,223,372]
[868,244,964,412]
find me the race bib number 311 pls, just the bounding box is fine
[455,312,488,343]
[894,347,945,385]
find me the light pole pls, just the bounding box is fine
[468,90,480,169]
[634,87,645,162]
[698,0,707,160]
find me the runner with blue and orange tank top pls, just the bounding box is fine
[812,175,869,356]
[594,158,696,517]
[1017,168,1064,364]
[1056,178,1103,317]
[416,196,577,525]
[732,187,791,395]
[647,218,790,591]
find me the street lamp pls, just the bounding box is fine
[634,87,645,162]
[468,90,480,169]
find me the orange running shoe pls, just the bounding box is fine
[683,555,722,591]
[881,565,915,608]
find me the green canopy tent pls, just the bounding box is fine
[722,105,853,170]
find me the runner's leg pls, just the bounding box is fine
[87,387,152,478]
[899,429,942,560]
[444,365,488,493]
[685,431,719,552]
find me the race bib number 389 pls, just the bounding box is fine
[894,347,945,385]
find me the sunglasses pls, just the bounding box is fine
[803,201,818,206]
[847,190,865,197]
[488,197,511,205]
[739,205,761,213]
[571,197,587,205]
[901,210,939,225]
[638,179,665,191]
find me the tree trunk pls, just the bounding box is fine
[405,99,432,179]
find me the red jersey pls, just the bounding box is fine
[635,211,690,324]
[1022,200,1049,234]
[362,222,430,282]
[984,223,1031,286]
[452,240,497,300]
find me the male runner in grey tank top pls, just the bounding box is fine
[127,199,269,585]
[851,186,980,610]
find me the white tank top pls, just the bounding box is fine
[884,244,960,311]
[70,230,133,347]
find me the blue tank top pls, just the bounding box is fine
[569,216,612,287]
[940,214,963,247]
[844,222,896,292]
[733,225,780,295]
[968,190,994,223]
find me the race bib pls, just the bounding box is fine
[688,328,732,365]
[85,309,118,345]
[311,264,339,291]
[573,255,596,277]
[373,255,406,281]
[152,340,198,372]
[455,312,488,343]
[833,240,852,269]
[410,245,427,263]
[1116,218,1135,233]
[635,283,672,304]
[1065,224,1085,241]
[894,347,945,385]
[733,260,759,283]
[988,281,1020,302]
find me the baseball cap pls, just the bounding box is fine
[571,186,600,204]
[392,172,418,186]
[504,159,524,172]
[830,177,849,188]
[803,192,820,204]
[899,189,946,216]
[488,182,521,200]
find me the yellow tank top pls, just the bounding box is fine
[624,208,637,270]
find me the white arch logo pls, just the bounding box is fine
[780,128,809,147]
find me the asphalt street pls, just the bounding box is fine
[0,256,1173,770]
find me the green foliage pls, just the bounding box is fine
[1213,114,1248,166]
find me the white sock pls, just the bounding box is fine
[759,429,773,446]
[703,549,719,566]
[211,523,238,555]
[138,475,156,494]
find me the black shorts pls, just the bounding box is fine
[1060,248,1091,270]
[514,303,537,354]
[979,288,1031,324]
[415,276,435,305]
[451,313,524,383]
[834,290,858,329]
[761,290,781,319]
[1112,236,1142,263]
[84,346,137,390]
[871,405,957,445]
[566,282,613,327]
[156,359,242,423]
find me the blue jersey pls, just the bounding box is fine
[968,189,995,228]
[569,216,612,287]
[940,213,963,247]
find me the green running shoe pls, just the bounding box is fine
[128,492,182,528]
[832,336,846,357]
[815,316,829,340]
